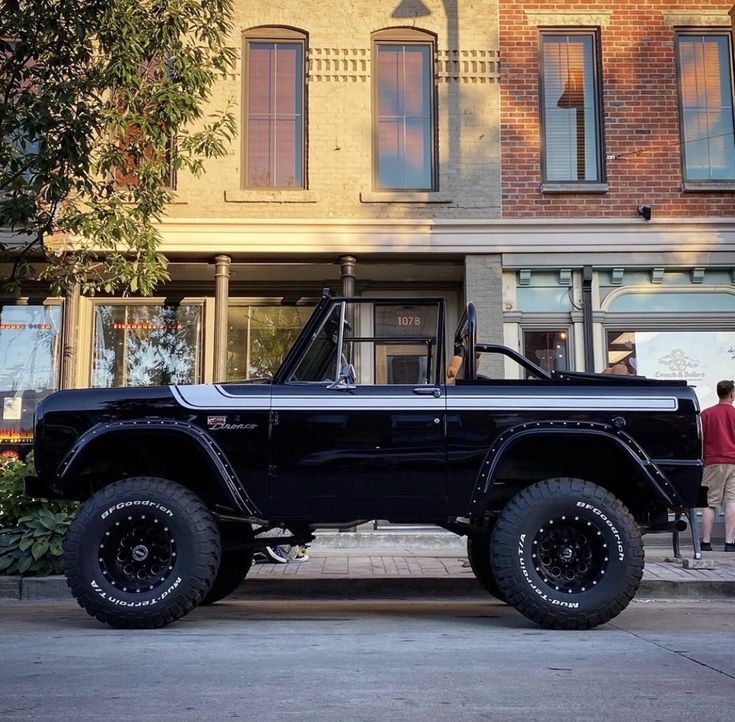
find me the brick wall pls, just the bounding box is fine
[501,1,735,218]
[167,0,502,222]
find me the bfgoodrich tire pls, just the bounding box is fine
[467,535,507,602]
[200,546,254,605]
[64,477,220,629]
[490,478,643,630]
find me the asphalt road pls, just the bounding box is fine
[1,598,734,721]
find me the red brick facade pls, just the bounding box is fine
[500,2,735,218]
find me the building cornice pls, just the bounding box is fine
[153,217,735,256]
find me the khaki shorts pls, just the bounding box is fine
[702,464,735,506]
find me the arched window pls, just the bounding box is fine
[242,28,307,189]
[372,28,436,191]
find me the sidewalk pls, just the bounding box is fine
[240,535,735,600]
[2,534,734,602]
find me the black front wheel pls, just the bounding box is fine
[64,477,221,629]
[490,478,644,630]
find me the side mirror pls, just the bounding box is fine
[327,363,356,390]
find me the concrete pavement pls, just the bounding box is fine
[1,599,734,721]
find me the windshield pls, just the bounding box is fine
[289,304,342,382]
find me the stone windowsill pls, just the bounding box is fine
[541,182,609,194]
[225,189,319,203]
[359,190,453,203]
[682,181,735,192]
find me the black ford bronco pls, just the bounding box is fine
[27,292,704,629]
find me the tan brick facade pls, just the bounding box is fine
[167,0,502,223]
[500,1,735,219]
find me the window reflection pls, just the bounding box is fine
[541,33,601,182]
[246,40,304,188]
[92,305,201,387]
[375,43,434,190]
[677,34,735,181]
[0,305,61,445]
[606,329,735,407]
[227,305,312,380]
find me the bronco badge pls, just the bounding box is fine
[206,416,257,431]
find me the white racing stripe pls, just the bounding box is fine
[170,385,270,410]
[447,395,678,412]
[171,385,679,413]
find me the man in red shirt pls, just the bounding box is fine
[700,379,735,551]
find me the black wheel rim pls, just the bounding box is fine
[532,514,608,594]
[98,513,176,593]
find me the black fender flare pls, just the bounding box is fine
[467,420,683,516]
[56,420,261,518]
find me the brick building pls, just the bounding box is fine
[498,1,735,410]
[3,0,735,458]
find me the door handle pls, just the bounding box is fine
[413,387,441,398]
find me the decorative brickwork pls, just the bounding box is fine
[308,48,370,82]
[306,47,500,84]
[500,1,735,218]
[436,50,500,83]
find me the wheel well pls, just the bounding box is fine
[62,430,235,510]
[488,434,668,524]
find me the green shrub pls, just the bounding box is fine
[0,455,79,576]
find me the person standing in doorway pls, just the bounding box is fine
[700,379,735,551]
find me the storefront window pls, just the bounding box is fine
[523,330,569,376]
[606,330,735,407]
[92,304,202,387]
[374,303,438,384]
[0,304,62,450]
[227,305,313,380]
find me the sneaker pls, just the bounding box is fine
[264,545,290,563]
[701,541,713,551]
[724,543,735,552]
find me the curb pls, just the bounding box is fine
[0,575,69,601]
[2,574,734,602]
[229,577,735,601]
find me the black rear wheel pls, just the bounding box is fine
[466,534,506,602]
[64,477,220,629]
[490,477,644,630]
[200,547,254,605]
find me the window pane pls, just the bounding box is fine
[374,303,438,384]
[227,306,313,380]
[0,305,61,448]
[246,41,304,188]
[678,35,735,180]
[375,43,433,190]
[542,34,600,182]
[247,117,273,187]
[606,330,735,408]
[523,330,569,376]
[92,305,201,387]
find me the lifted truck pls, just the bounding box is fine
[27,291,704,629]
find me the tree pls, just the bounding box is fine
[0,0,236,296]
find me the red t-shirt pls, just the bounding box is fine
[701,402,735,466]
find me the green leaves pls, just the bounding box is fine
[1,0,236,297]
[0,455,78,576]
